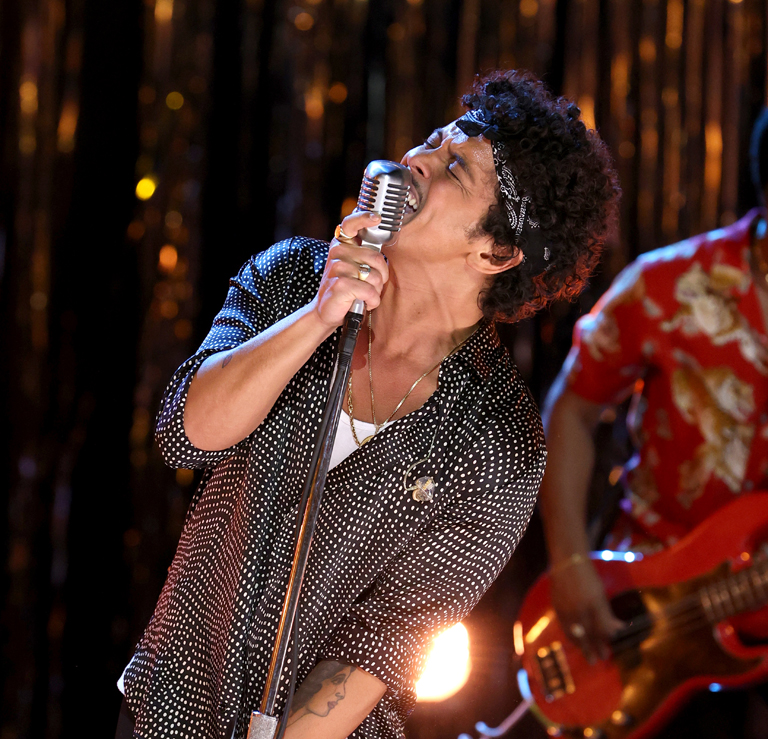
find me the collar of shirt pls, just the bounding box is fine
[325,319,508,493]
[715,208,760,299]
[442,319,504,382]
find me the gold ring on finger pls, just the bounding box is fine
[334,224,356,244]
[569,623,586,639]
[357,263,372,281]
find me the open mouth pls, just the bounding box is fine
[404,188,421,218]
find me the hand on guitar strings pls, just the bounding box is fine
[550,558,625,663]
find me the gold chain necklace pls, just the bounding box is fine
[347,311,477,447]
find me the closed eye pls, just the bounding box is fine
[423,129,466,188]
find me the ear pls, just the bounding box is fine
[467,241,524,275]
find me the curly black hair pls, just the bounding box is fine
[462,70,620,322]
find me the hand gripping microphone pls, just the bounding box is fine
[349,160,412,315]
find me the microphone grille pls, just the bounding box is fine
[356,161,412,248]
[356,175,380,213]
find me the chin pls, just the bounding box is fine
[401,210,419,228]
[391,226,415,250]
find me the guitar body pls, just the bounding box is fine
[517,493,768,739]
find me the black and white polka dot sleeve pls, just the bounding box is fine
[154,238,324,470]
[318,429,545,699]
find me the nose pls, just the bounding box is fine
[406,149,432,182]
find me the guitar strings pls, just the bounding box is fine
[569,565,768,658]
[609,607,733,656]
[605,579,767,656]
[609,596,757,654]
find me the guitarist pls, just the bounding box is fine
[538,109,768,738]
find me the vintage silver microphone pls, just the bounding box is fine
[350,160,412,315]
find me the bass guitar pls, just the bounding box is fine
[515,493,768,739]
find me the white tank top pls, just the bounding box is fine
[328,411,390,469]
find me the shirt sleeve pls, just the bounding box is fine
[155,237,325,470]
[566,258,654,405]
[318,430,545,699]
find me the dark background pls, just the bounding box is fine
[2,0,768,737]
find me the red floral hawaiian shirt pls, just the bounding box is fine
[564,210,768,549]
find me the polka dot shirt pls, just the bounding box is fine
[123,237,546,739]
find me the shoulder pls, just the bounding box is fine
[467,357,546,477]
[229,237,329,312]
[633,211,754,279]
[584,216,750,323]
[491,360,545,449]
[248,236,329,282]
[456,326,543,437]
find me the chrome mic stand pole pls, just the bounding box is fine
[246,160,411,739]
[247,307,364,739]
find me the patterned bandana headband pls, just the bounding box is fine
[456,110,552,275]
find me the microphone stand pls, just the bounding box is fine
[246,158,410,739]
[247,306,364,739]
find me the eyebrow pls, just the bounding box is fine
[443,128,475,184]
[427,127,476,185]
[451,149,474,183]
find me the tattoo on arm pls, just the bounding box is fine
[287,661,357,726]
[221,353,234,368]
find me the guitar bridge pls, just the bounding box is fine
[536,641,575,701]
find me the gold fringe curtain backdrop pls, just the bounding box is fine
[192,0,768,266]
[561,0,766,264]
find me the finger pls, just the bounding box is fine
[585,627,611,662]
[324,258,385,293]
[595,614,624,661]
[564,623,593,662]
[573,628,598,665]
[327,243,389,284]
[330,260,385,293]
[561,608,603,662]
[339,210,382,238]
[327,275,383,311]
[592,597,623,635]
[585,609,620,662]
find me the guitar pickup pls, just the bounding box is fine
[536,641,575,701]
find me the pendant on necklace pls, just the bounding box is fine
[412,476,436,503]
[360,434,374,446]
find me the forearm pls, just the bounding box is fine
[184,301,334,450]
[283,660,386,739]
[538,384,603,565]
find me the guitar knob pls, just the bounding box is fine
[583,728,605,738]
[610,710,634,726]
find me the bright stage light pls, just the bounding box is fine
[415,623,471,702]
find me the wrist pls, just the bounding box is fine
[299,299,341,341]
[549,552,591,575]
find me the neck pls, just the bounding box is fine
[374,252,487,359]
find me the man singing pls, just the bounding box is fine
[117,70,619,739]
